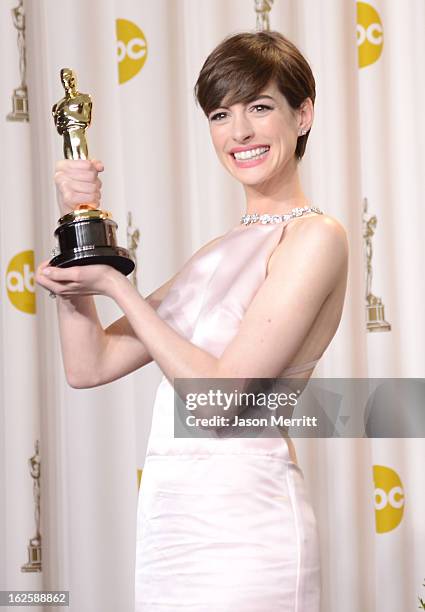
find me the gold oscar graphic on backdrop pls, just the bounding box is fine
[137,468,143,491]
[357,2,384,68]
[363,198,391,332]
[373,465,404,533]
[6,0,29,122]
[254,0,274,31]
[126,211,140,289]
[116,19,148,84]
[50,69,135,276]
[21,440,42,572]
[6,250,35,314]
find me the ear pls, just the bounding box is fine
[297,98,314,135]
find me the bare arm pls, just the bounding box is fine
[36,235,223,388]
[61,231,224,387]
[52,272,178,389]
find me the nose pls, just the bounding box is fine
[231,111,254,144]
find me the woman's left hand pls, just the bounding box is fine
[35,259,125,298]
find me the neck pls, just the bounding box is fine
[242,158,308,215]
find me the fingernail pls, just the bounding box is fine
[43,268,51,275]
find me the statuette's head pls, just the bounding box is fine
[61,68,77,94]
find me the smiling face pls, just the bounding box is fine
[208,81,311,188]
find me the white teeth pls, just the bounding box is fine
[233,146,269,161]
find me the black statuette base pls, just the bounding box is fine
[49,212,135,276]
[49,245,135,276]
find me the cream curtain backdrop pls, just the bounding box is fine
[0,0,422,611]
[0,0,43,604]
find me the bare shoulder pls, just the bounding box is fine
[267,213,348,291]
[286,212,347,240]
[281,213,348,260]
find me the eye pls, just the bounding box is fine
[209,111,228,122]
[249,104,273,113]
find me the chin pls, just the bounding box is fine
[238,177,267,187]
[230,169,275,187]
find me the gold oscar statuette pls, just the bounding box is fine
[21,440,42,573]
[362,197,391,332]
[126,211,140,289]
[254,0,274,31]
[49,68,134,275]
[6,0,29,122]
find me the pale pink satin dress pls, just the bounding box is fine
[135,219,321,611]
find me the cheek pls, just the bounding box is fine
[269,111,295,136]
[209,129,225,155]
[272,121,298,158]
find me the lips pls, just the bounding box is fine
[229,145,271,168]
[229,145,270,157]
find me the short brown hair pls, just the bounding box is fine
[194,31,316,160]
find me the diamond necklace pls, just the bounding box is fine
[240,205,323,225]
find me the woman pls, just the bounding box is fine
[36,31,348,611]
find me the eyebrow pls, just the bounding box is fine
[215,94,276,111]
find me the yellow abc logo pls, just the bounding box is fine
[373,465,404,533]
[6,250,36,314]
[357,2,384,68]
[116,19,148,84]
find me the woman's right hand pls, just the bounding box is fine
[54,159,104,217]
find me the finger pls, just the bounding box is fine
[59,159,103,173]
[37,259,52,271]
[65,175,102,191]
[58,179,100,195]
[56,159,96,172]
[40,266,82,283]
[43,278,99,297]
[61,191,101,206]
[34,270,58,292]
[57,185,101,206]
[36,277,79,296]
[91,159,104,172]
[35,261,55,285]
[55,168,99,183]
